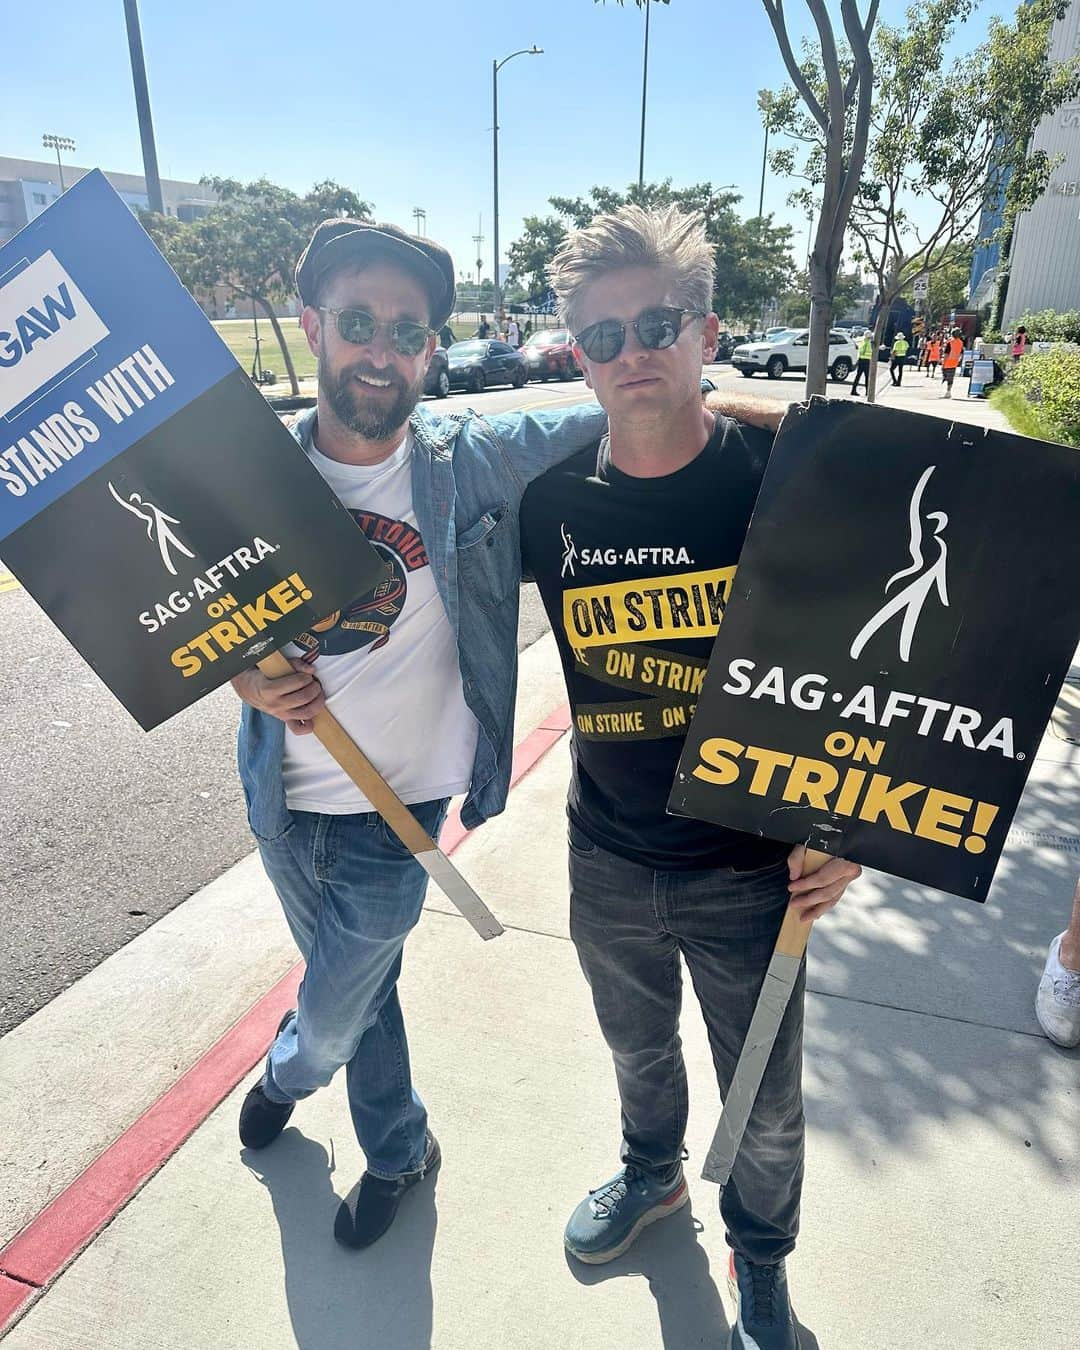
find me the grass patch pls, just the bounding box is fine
[989,384,1056,441]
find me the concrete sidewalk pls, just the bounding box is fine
[2,636,1079,1338]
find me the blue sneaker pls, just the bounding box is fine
[728,1251,800,1349]
[564,1163,688,1264]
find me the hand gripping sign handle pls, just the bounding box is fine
[700,848,829,1187]
[256,650,504,941]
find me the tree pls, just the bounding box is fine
[778,267,864,326]
[506,216,568,296]
[145,178,372,396]
[774,0,1080,402]
[505,179,795,326]
[759,1,879,395]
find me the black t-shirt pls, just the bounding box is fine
[520,416,788,872]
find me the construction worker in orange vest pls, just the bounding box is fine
[940,328,964,398]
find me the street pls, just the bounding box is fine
[0,378,592,1036]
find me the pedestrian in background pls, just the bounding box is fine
[507,315,520,348]
[1011,325,1029,361]
[438,320,455,349]
[925,332,941,379]
[889,331,910,386]
[940,327,964,398]
[523,318,534,343]
[474,313,491,338]
[850,331,874,396]
[1036,876,1080,1047]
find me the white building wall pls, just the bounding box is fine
[1002,4,1080,325]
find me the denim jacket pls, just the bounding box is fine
[237,400,606,839]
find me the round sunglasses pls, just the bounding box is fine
[574,305,705,363]
[320,306,432,357]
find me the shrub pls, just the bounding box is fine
[1013,309,1080,344]
[1001,348,1080,446]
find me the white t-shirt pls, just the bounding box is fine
[281,432,479,813]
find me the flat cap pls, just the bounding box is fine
[295,219,456,328]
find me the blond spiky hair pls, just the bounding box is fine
[549,203,715,336]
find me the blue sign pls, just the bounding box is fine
[0,171,384,728]
[0,170,237,542]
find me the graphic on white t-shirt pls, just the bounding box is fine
[292,510,428,659]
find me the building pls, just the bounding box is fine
[0,156,217,251]
[969,4,1080,324]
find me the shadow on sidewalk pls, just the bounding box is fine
[802,768,1080,1176]
[243,1130,436,1350]
[564,1203,734,1348]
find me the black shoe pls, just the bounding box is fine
[238,1009,296,1149]
[334,1132,441,1250]
[728,1251,800,1349]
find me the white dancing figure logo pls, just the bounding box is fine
[560,522,578,577]
[850,464,949,663]
[108,481,196,576]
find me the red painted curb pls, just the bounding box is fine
[0,700,572,1332]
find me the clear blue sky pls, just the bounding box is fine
[8,0,1019,286]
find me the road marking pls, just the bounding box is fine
[0,573,21,594]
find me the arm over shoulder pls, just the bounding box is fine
[483,402,608,495]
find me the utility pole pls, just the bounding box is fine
[492,46,543,317]
[473,216,485,320]
[638,0,652,189]
[412,207,427,235]
[122,0,164,214]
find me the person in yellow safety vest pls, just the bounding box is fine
[850,332,874,396]
[889,332,910,387]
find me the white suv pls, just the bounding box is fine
[732,328,858,382]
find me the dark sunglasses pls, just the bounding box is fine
[320,306,431,357]
[574,305,705,363]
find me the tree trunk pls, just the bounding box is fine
[805,257,833,397]
[259,297,300,397]
[865,304,891,405]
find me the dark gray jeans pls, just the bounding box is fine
[568,821,805,1265]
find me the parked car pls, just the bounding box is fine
[732,328,858,381]
[711,332,750,362]
[424,345,450,398]
[446,340,528,393]
[522,328,580,381]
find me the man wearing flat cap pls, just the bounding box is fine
[229,215,776,1250]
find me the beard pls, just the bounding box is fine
[320,355,425,441]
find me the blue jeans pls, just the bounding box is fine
[568,821,805,1265]
[256,798,448,1180]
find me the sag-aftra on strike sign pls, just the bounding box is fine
[0,171,384,729]
[669,400,1080,902]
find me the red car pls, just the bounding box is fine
[521,327,581,382]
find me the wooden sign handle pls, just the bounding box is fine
[256,649,433,854]
[773,847,831,959]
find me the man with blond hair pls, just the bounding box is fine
[520,205,860,1350]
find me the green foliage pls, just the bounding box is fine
[766,0,1080,310]
[1013,309,1080,344]
[506,216,568,295]
[998,348,1080,447]
[779,268,863,326]
[507,179,795,325]
[193,177,372,305]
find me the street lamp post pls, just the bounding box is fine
[42,134,76,192]
[638,0,652,189]
[122,0,165,215]
[492,45,543,318]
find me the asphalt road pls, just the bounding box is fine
[0,378,598,1036]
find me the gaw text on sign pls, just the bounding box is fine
[0,251,109,420]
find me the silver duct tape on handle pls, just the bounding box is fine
[415,848,505,941]
[700,950,803,1187]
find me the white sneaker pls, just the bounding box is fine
[1035,934,1080,1047]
